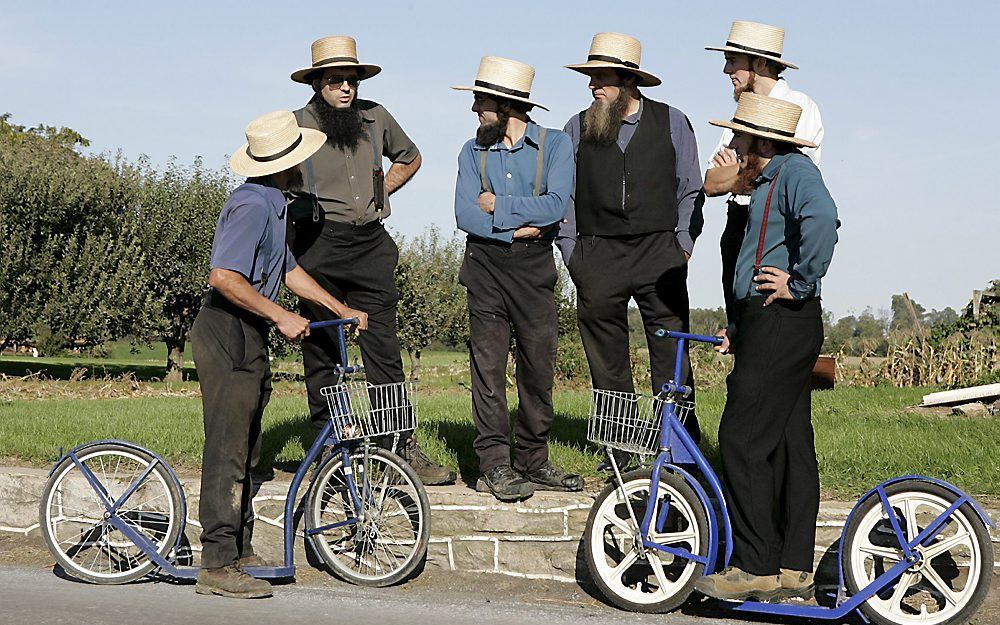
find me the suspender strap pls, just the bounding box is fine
[533,127,547,197]
[754,165,784,272]
[294,109,322,222]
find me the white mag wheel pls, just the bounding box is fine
[39,444,183,584]
[307,447,430,587]
[843,480,993,625]
[584,468,709,613]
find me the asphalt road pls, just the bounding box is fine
[0,565,753,625]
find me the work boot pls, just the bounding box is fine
[476,465,534,502]
[779,568,815,600]
[398,436,456,485]
[520,462,584,492]
[693,566,781,601]
[195,564,272,599]
[238,554,269,568]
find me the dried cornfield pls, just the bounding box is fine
[840,330,998,388]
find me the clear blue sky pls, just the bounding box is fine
[3,1,998,319]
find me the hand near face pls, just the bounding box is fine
[478,191,496,214]
[712,147,739,168]
[754,266,794,306]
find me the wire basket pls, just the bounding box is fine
[320,381,418,441]
[587,389,694,455]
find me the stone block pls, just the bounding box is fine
[451,538,496,571]
[567,507,590,536]
[424,540,453,572]
[497,540,578,576]
[433,508,564,537]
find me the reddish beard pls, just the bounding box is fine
[733,72,756,102]
[733,151,765,195]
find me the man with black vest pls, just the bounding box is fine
[288,35,454,485]
[557,32,705,441]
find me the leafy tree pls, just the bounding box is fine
[890,294,926,331]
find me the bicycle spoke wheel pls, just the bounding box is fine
[584,468,708,613]
[39,443,183,584]
[843,480,993,625]
[307,447,429,586]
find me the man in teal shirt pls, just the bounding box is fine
[453,57,579,501]
[696,93,838,602]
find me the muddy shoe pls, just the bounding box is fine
[521,462,584,492]
[195,564,272,599]
[693,566,781,601]
[238,554,269,568]
[476,465,534,502]
[398,437,456,485]
[779,568,815,600]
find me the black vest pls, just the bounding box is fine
[575,98,678,236]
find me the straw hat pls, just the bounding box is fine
[290,35,382,84]
[706,21,798,70]
[229,110,326,178]
[452,56,549,111]
[565,32,661,87]
[709,92,817,148]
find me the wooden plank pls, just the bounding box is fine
[921,383,1000,407]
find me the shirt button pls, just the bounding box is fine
[506,173,512,179]
[355,196,360,200]
[350,175,354,179]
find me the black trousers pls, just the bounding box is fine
[719,296,823,576]
[459,238,559,474]
[569,231,699,441]
[294,220,405,425]
[720,200,750,325]
[191,297,271,569]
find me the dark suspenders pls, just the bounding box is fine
[478,126,548,198]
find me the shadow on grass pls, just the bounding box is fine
[0,358,198,382]
[258,415,319,475]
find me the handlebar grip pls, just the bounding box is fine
[308,318,360,330]
[655,328,725,346]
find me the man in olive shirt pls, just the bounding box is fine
[289,35,455,485]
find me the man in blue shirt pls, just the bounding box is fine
[694,93,838,602]
[452,57,580,501]
[192,110,367,599]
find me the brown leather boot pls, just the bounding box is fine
[693,566,781,601]
[195,564,272,599]
[779,568,815,600]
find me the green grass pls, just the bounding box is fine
[1,383,997,499]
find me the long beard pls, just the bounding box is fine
[733,72,756,102]
[734,151,765,195]
[311,92,363,151]
[581,89,629,146]
[475,109,509,147]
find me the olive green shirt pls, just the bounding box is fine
[294,98,420,224]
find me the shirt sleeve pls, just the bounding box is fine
[492,132,574,231]
[706,130,730,169]
[785,164,839,299]
[670,110,705,255]
[284,243,298,273]
[210,196,268,282]
[454,140,497,239]
[797,99,824,167]
[378,107,420,164]
[555,116,579,264]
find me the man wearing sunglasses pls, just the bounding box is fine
[289,36,456,485]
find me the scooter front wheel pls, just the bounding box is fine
[584,468,709,613]
[842,480,993,625]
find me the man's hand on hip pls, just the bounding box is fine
[478,192,496,214]
[754,267,794,306]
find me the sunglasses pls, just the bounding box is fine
[322,74,359,87]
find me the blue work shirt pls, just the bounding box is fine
[734,152,839,301]
[209,183,297,303]
[454,122,574,242]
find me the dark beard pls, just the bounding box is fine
[733,72,756,102]
[475,109,510,147]
[734,151,765,195]
[581,89,630,146]
[310,92,363,151]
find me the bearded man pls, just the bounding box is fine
[452,57,579,501]
[704,21,823,327]
[694,93,838,602]
[289,35,455,485]
[557,32,705,442]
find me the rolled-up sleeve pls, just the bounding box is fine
[786,165,839,299]
[670,110,705,255]
[379,107,420,164]
[492,133,573,230]
[210,198,267,281]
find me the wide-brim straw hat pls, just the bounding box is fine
[565,32,661,87]
[709,92,817,148]
[452,56,549,111]
[229,110,326,178]
[290,35,382,84]
[706,20,799,70]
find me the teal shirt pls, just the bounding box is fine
[734,152,839,301]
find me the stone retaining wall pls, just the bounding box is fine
[3,466,996,583]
